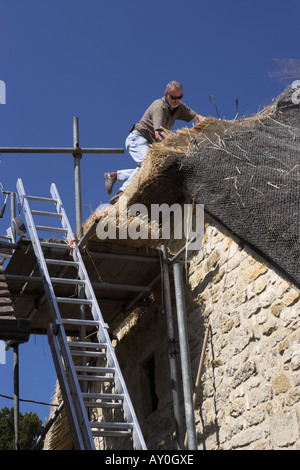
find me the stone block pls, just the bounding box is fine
[189,268,204,290]
[286,388,300,406]
[271,373,291,395]
[222,237,233,252]
[213,267,225,284]
[283,290,300,307]
[290,341,300,371]
[0,289,10,297]
[271,302,284,317]
[262,319,278,336]
[229,399,244,417]
[271,410,299,447]
[232,360,256,388]
[243,263,268,284]
[205,250,221,271]
[0,297,12,305]
[0,305,14,314]
[230,427,263,449]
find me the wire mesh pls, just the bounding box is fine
[181,85,300,285]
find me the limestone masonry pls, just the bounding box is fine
[113,215,300,450]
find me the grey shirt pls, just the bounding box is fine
[134,97,197,143]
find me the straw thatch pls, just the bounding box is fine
[43,382,73,450]
[82,104,275,249]
[83,201,162,248]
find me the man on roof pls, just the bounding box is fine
[104,80,205,204]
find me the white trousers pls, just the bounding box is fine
[117,130,149,192]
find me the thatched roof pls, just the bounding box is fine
[82,105,274,248]
[83,86,299,286]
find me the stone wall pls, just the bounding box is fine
[187,216,300,450]
[113,215,300,450]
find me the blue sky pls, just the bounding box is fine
[0,0,299,424]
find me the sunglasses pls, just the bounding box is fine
[168,92,183,100]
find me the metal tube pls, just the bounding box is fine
[10,192,16,243]
[110,258,186,324]
[77,219,99,248]
[79,285,87,394]
[161,245,183,450]
[13,344,20,450]
[74,156,82,239]
[0,147,124,154]
[173,263,197,450]
[169,235,196,265]
[5,273,151,292]
[31,401,64,450]
[73,117,83,239]
[73,116,80,149]
[78,249,160,264]
[124,271,161,311]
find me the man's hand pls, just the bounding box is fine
[194,114,205,123]
[155,130,168,141]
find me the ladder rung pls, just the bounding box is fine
[56,297,92,305]
[77,374,114,382]
[70,350,106,358]
[51,277,86,285]
[75,365,115,374]
[26,195,58,203]
[40,241,71,250]
[46,259,79,267]
[62,318,99,327]
[36,225,68,233]
[90,422,133,430]
[84,401,123,409]
[68,341,107,349]
[91,430,132,437]
[82,392,124,401]
[31,210,62,218]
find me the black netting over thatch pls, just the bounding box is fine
[181,86,300,286]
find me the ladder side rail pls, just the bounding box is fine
[50,184,108,328]
[74,253,147,449]
[50,182,147,450]
[76,256,109,328]
[16,179,64,326]
[74,250,147,448]
[100,329,147,450]
[48,325,88,450]
[16,179,95,450]
[54,323,95,449]
[50,183,74,238]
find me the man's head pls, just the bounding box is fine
[165,81,183,109]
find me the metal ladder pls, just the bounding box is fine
[16,178,147,450]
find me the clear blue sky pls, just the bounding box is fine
[0,0,299,423]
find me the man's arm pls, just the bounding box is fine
[155,113,205,141]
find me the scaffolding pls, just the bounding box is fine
[0,118,200,450]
